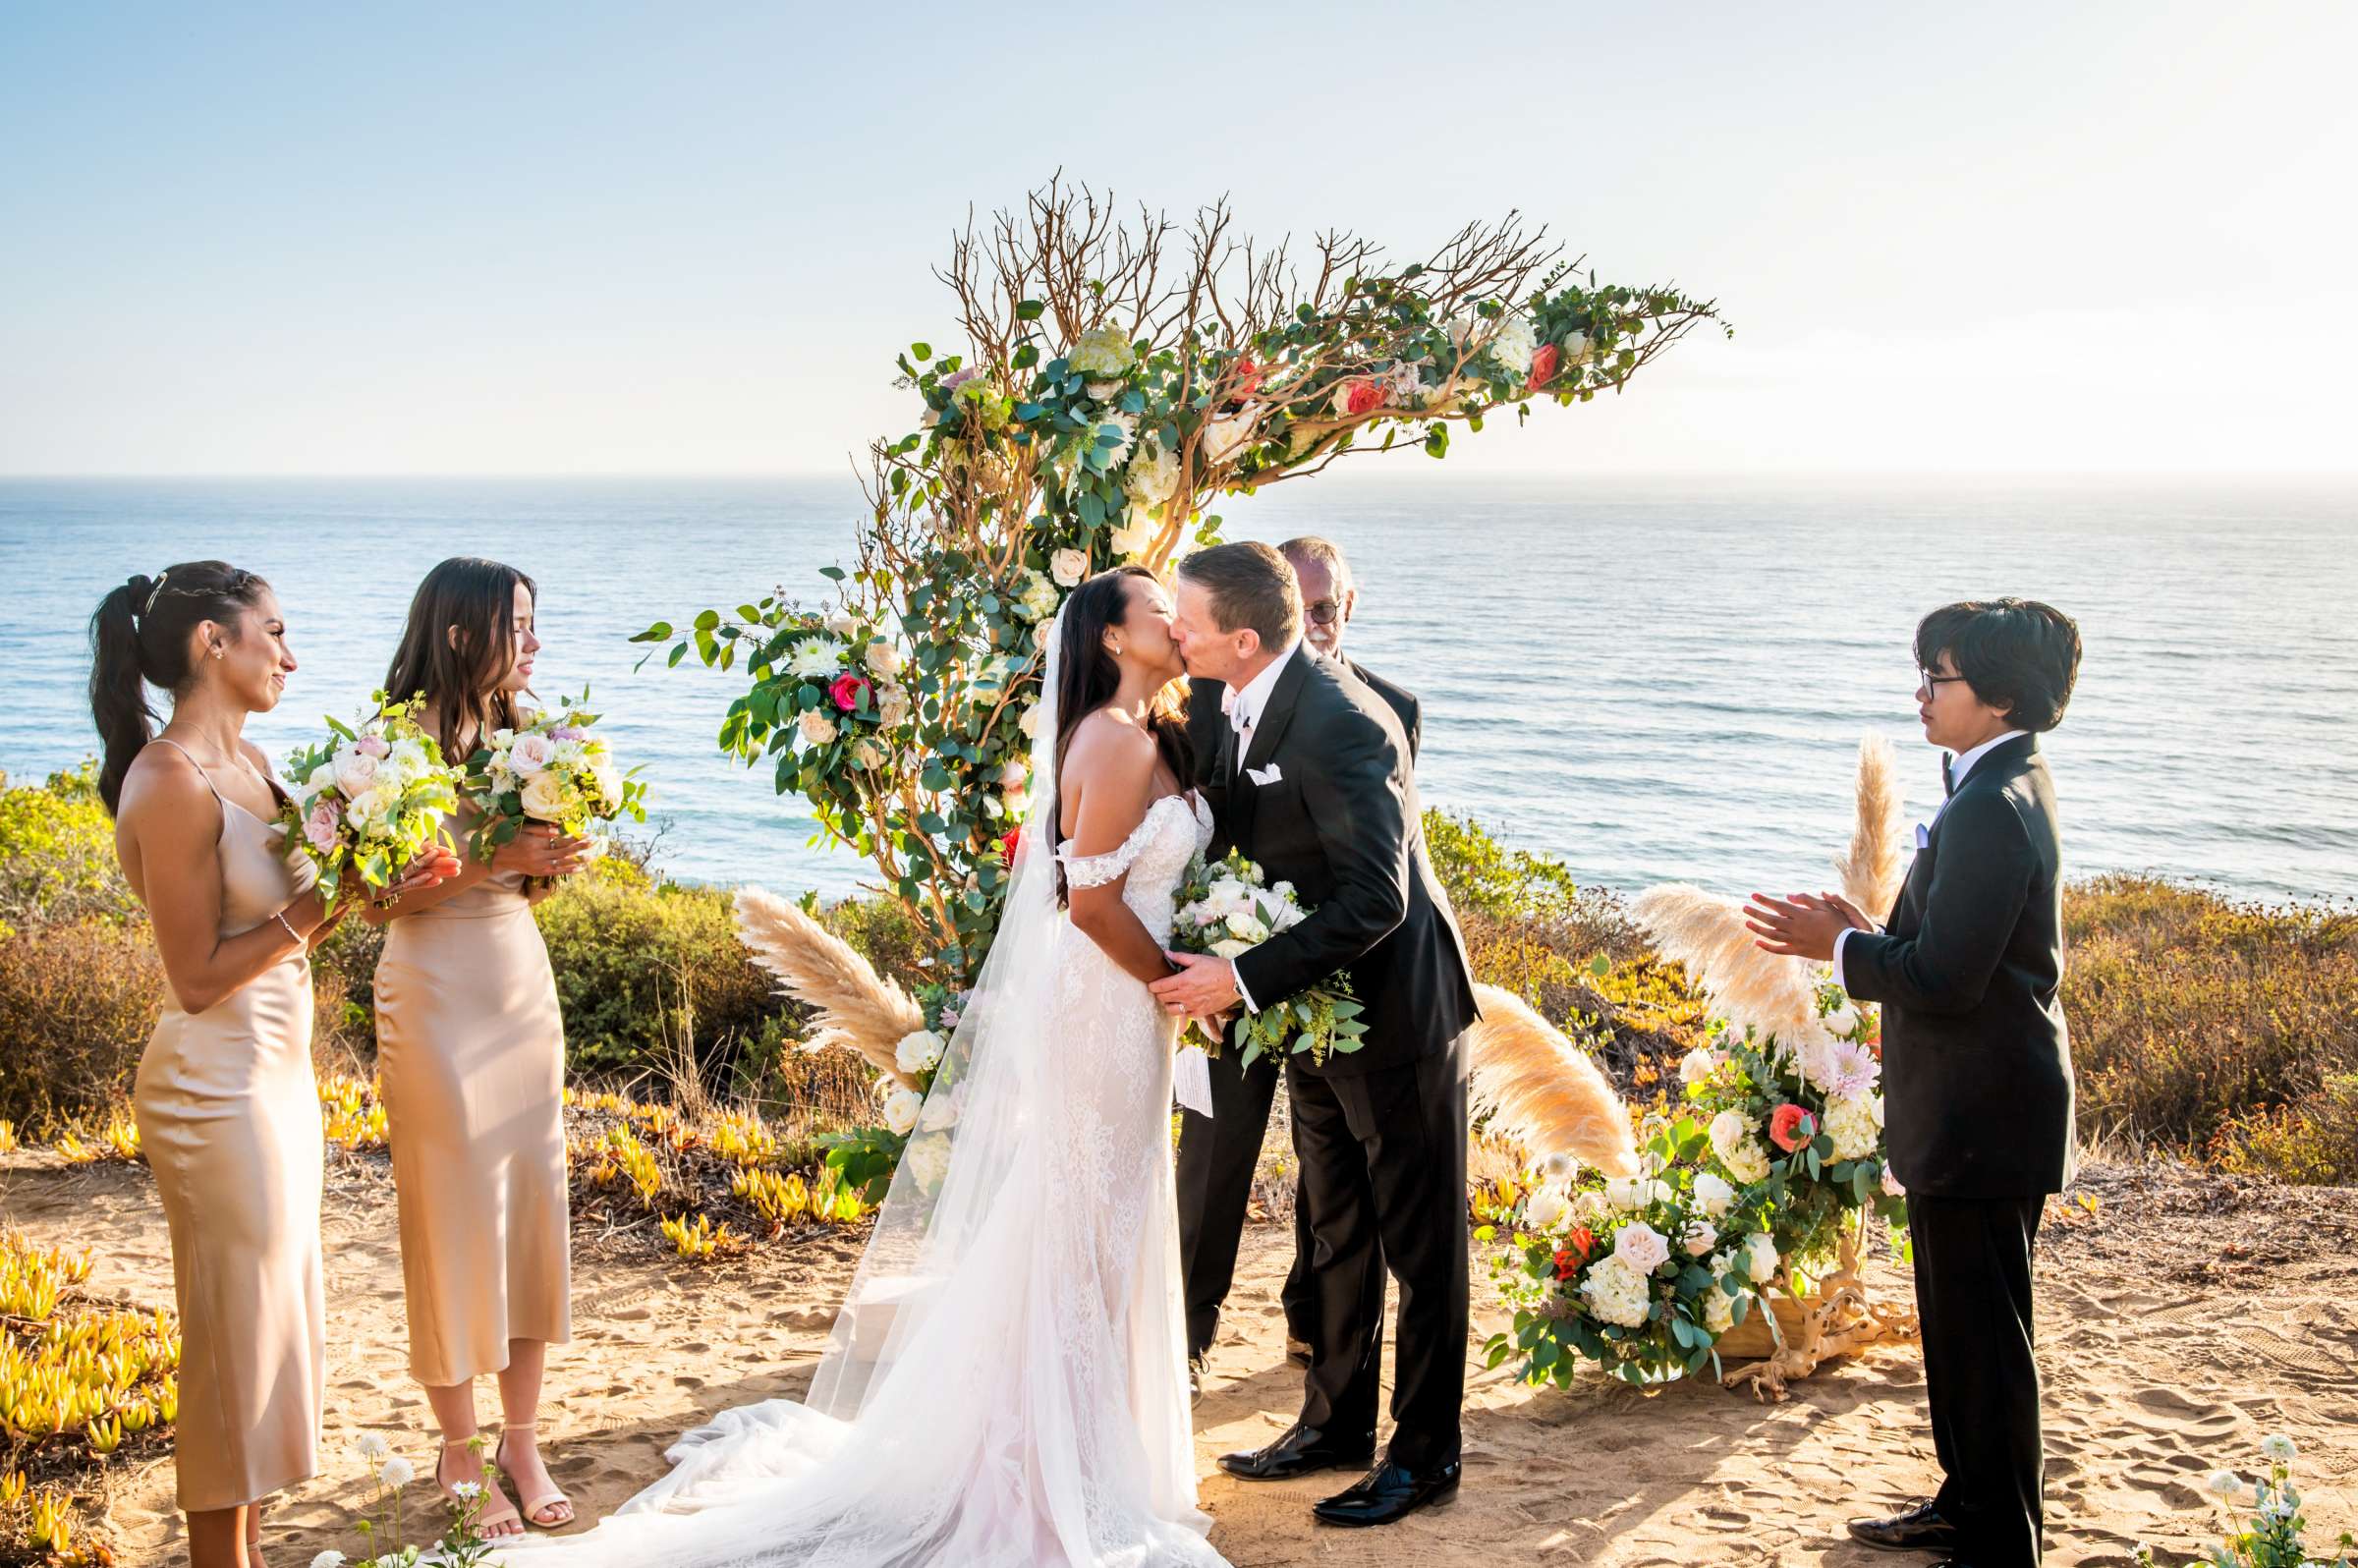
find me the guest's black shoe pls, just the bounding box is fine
[1311,1459,1461,1527]
[1284,1335,1314,1368]
[1216,1424,1374,1482]
[1847,1500,1962,1553]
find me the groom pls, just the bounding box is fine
[1151,541,1479,1529]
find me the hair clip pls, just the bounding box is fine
[140,571,170,618]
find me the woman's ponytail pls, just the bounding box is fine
[87,563,270,813]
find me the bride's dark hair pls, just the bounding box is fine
[1049,567,1191,904]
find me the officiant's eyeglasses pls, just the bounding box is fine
[1305,598,1344,626]
[1917,667,1971,691]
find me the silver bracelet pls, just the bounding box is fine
[274,909,303,945]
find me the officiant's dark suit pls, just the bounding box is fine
[1834,602,2080,1568]
[1175,655,1421,1366]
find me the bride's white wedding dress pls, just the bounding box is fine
[508,775,1229,1568]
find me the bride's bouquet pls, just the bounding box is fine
[457,688,646,862]
[281,690,461,902]
[1170,849,1368,1068]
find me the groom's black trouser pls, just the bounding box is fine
[1175,1050,1320,1360]
[1288,1049,1467,1473]
[1908,1192,2047,1568]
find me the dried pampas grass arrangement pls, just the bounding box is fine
[734,887,926,1088]
[1629,883,1823,1046]
[1833,734,1907,923]
[1464,983,1640,1177]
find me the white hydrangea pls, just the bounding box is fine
[1068,326,1137,378]
[1015,570,1061,623]
[880,1087,923,1137]
[895,1030,946,1075]
[1681,1218,1718,1257]
[1823,1095,1882,1161]
[1577,1257,1652,1328]
[1611,1220,1670,1276]
[798,709,838,747]
[1122,440,1182,510]
[1522,1187,1568,1232]
[1692,1172,1736,1217]
[1050,547,1090,588]
[1486,313,1538,380]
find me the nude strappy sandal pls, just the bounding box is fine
[495,1423,575,1529]
[438,1435,524,1539]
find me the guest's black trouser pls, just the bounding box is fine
[1289,1050,1467,1473]
[1908,1192,2047,1568]
[1175,1048,1319,1359]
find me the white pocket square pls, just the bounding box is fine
[1245,763,1283,786]
[1915,822,1932,850]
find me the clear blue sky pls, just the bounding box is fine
[3,0,2351,476]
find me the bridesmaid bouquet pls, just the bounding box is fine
[1170,848,1367,1068]
[457,688,646,862]
[280,690,461,901]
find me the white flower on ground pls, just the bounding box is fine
[355,1432,389,1461]
[2262,1433,2297,1462]
[1577,1257,1651,1328]
[1823,1095,1882,1162]
[1523,1187,1568,1232]
[1681,1218,1718,1257]
[1677,1047,1723,1085]
[452,1481,481,1499]
[1068,326,1137,377]
[2205,1469,2242,1497]
[895,1030,946,1075]
[311,1552,347,1568]
[787,638,845,678]
[1050,547,1090,588]
[1692,1172,1736,1217]
[377,1456,415,1488]
[880,1087,923,1137]
[1744,1233,1779,1285]
[798,709,838,747]
[1610,1220,1670,1276]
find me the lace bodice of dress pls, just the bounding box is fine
[1056,793,1213,944]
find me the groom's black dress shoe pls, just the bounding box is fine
[1847,1500,1962,1552]
[1311,1459,1461,1527]
[1216,1424,1374,1483]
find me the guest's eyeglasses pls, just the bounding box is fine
[1917,667,1971,692]
[1305,598,1344,627]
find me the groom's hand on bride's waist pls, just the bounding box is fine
[1151,952,1242,1019]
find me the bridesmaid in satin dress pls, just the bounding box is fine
[89,562,454,1568]
[362,558,588,1539]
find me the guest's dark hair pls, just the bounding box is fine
[87,561,272,813]
[384,557,537,761]
[1177,541,1301,648]
[1050,567,1191,905]
[1915,598,2083,732]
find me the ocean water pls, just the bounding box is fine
[2,476,2352,904]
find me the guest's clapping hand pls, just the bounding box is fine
[1743,890,1874,961]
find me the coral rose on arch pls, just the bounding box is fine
[830,673,872,713]
[1527,340,1561,390]
[1769,1102,1819,1153]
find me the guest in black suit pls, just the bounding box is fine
[1151,542,1478,1528]
[1174,536,1421,1383]
[1746,598,2083,1568]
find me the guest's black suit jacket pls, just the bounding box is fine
[1186,649,1476,1076]
[1841,733,2075,1198]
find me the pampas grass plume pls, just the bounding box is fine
[734,887,926,1087]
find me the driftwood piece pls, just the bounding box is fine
[1719,1218,1919,1401]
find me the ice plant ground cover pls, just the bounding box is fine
[1169,849,1365,1068]
[280,691,460,903]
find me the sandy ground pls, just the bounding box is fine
[5,1152,2354,1568]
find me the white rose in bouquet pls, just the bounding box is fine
[1603,1176,1647,1211]
[1692,1172,1736,1216]
[1208,937,1254,960]
[1050,547,1090,588]
[1822,1095,1881,1161]
[1681,1218,1718,1257]
[1562,331,1596,366]
[346,784,400,838]
[519,770,572,822]
[508,732,557,775]
[799,710,839,747]
[1204,408,1260,466]
[1523,1187,1568,1231]
[1744,1232,1780,1284]
[1611,1220,1671,1276]
[1677,1047,1723,1085]
[329,745,381,797]
[1222,912,1269,945]
[880,1087,923,1137]
[865,639,902,678]
[895,1029,946,1075]
[824,609,860,639]
[1577,1257,1651,1328]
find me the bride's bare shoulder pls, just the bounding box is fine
[1060,708,1156,788]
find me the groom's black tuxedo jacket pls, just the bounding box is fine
[1187,649,1477,1077]
[1841,734,2075,1198]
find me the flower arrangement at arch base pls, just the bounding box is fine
[1486,980,1916,1399]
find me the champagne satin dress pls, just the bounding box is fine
[372,823,572,1387]
[131,740,326,1512]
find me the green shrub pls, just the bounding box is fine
[0,763,140,935]
[0,918,161,1134]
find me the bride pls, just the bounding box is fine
[510,566,1229,1568]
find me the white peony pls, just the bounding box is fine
[329,744,381,797]
[1744,1232,1780,1285]
[895,1029,946,1075]
[1692,1172,1736,1217]
[1523,1187,1568,1232]
[1068,326,1137,378]
[519,771,572,822]
[508,733,556,776]
[1050,547,1090,588]
[864,639,902,678]
[1577,1257,1651,1328]
[880,1087,923,1137]
[1611,1220,1670,1276]
[1823,1095,1882,1161]
[1682,1218,1719,1257]
[1122,441,1182,510]
[799,709,838,747]
[1677,1047,1724,1086]
[787,638,845,678]
[378,1456,416,1488]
